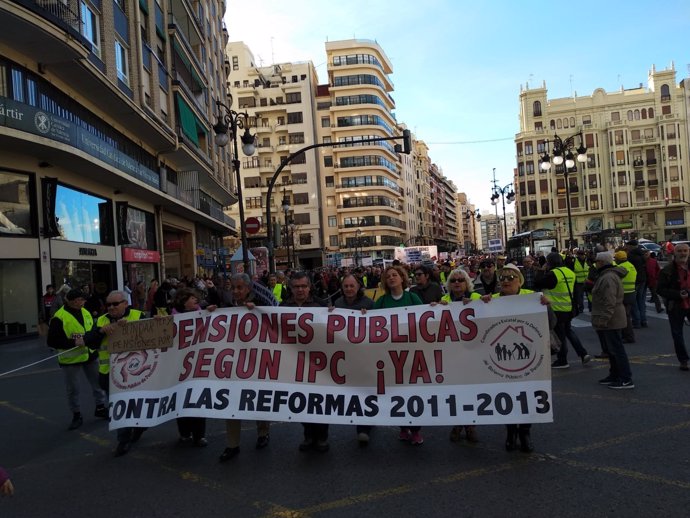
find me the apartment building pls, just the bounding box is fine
[0,0,233,339]
[224,42,322,270]
[515,64,689,247]
[456,192,480,254]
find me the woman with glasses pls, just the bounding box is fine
[373,265,425,445]
[480,263,556,453]
[172,288,217,448]
[440,268,481,443]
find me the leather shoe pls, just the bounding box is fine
[115,441,131,457]
[68,413,83,430]
[519,430,534,453]
[219,446,240,462]
[256,435,270,449]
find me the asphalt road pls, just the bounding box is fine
[1,300,689,518]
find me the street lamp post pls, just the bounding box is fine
[490,169,515,248]
[539,131,587,250]
[281,190,292,269]
[289,223,297,269]
[212,97,256,273]
[465,209,481,253]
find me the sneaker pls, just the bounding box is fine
[314,440,330,452]
[398,428,412,441]
[68,413,83,430]
[94,405,108,419]
[598,376,616,385]
[581,354,592,365]
[255,435,270,449]
[465,426,479,443]
[609,380,635,390]
[410,431,424,445]
[194,437,208,447]
[219,446,240,462]
[551,361,570,369]
[298,438,314,451]
[357,432,370,445]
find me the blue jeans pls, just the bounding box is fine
[631,283,647,326]
[598,329,632,382]
[667,309,690,364]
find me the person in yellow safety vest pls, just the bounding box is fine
[267,273,286,303]
[536,253,591,369]
[85,290,146,456]
[572,249,589,314]
[614,250,637,343]
[47,288,107,431]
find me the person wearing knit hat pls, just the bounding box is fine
[536,247,591,369]
[591,251,634,389]
[614,250,627,263]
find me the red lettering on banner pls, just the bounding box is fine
[215,348,234,378]
[258,349,281,380]
[409,350,432,384]
[326,314,345,343]
[238,314,259,341]
[389,314,408,342]
[259,313,280,342]
[330,351,346,384]
[459,308,478,340]
[348,316,367,344]
[307,351,327,382]
[369,315,388,343]
[295,351,305,381]
[419,311,435,342]
[437,310,460,342]
[297,313,314,344]
[179,350,194,381]
[193,348,214,378]
[236,348,258,378]
[192,317,211,346]
[178,319,193,349]
[281,313,297,344]
[389,350,409,384]
[208,314,227,342]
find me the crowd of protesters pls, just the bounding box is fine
[38,236,689,468]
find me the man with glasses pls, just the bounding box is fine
[473,259,499,296]
[47,288,107,430]
[86,290,145,455]
[411,265,443,304]
[280,272,330,452]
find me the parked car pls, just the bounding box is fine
[638,239,661,253]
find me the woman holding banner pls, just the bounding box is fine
[441,268,480,444]
[480,263,555,453]
[171,288,217,448]
[373,265,425,445]
[331,274,375,446]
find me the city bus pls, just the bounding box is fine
[506,229,557,261]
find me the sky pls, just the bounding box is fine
[226,0,690,213]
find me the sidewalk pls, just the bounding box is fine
[0,335,60,380]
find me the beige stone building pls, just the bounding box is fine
[516,64,689,248]
[0,0,234,339]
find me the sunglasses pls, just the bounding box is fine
[449,278,465,283]
[499,275,519,282]
[106,300,125,307]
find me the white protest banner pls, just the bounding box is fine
[108,293,552,430]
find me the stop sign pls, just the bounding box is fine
[245,217,261,234]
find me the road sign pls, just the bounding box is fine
[245,217,261,234]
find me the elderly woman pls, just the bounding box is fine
[219,273,272,462]
[481,263,556,453]
[172,288,216,448]
[373,265,425,445]
[441,268,480,443]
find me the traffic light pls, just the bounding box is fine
[402,129,412,154]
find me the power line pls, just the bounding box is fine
[426,137,514,145]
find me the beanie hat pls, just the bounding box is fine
[595,251,614,265]
[614,250,627,262]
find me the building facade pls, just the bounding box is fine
[515,64,689,248]
[0,0,234,339]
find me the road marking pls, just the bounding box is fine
[562,420,690,454]
[554,391,690,409]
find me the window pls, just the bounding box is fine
[528,200,537,215]
[614,130,624,145]
[322,136,331,144]
[589,195,599,210]
[81,1,101,57]
[328,216,337,227]
[115,40,129,85]
[325,175,334,187]
[277,116,285,126]
[288,132,304,144]
[232,56,238,70]
[527,180,536,195]
[0,170,35,236]
[611,112,620,122]
[631,129,641,141]
[299,233,311,245]
[293,193,309,205]
[321,117,330,128]
[287,112,303,124]
[660,84,671,101]
[533,101,542,116]
[582,115,592,125]
[662,105,671,115]
[540,199,550,214]
[569,117,575,127]
[526,162,535,175]
[535,121,543,131]
[293,213,310,225]
[627,110,633,121]
[329,235,339,246]
[245,196,262,209]
[524,142,533,155]
[324,156,333,167]
[55,184,111,244]
[291,173,307,184]
[668,145,678,160]
[286,92,301,104]
[539,179,548,193]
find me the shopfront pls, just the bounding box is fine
[120,204,160,291]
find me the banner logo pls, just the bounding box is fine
[111,350,159,390]
[34,111,50,134]
[484,321,542,378]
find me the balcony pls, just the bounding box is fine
[648,179,659,187]
[646,158,657,166]
[633,159,644,168]
[634,179,646,188]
